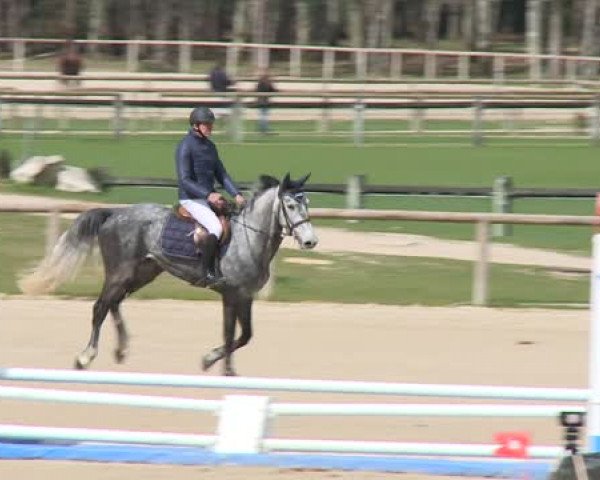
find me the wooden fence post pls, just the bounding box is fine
[113,94,124,138]
[126,41,139,72]
[472,97,484,146]
[592,96,600,146]
[492,176,513,237]
[353,100,364,145]
[46,209,61,256]
[472,220,490,306]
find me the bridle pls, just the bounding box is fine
[231,191,310,238]
[279,192,311,236]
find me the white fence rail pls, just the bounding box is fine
[0,368,579,459]
[1,200,597,306]
[2,37,600,83]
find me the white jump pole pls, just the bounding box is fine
[588,232,600,451]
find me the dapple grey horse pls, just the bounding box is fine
[19,174,318,376]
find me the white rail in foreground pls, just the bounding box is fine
[0,424,563,459]
[0,367,582,459]
[0,367,589,401]
[0,385,586,418]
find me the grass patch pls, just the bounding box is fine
[1,133,598,256]
[0,214,588,306]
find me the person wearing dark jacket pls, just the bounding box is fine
[208,63,233,93]
[255,70,278,134]
[175,106,245,286]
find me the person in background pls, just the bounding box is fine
[208,62,234,93]
[57,39,83,87]
[255,69,278,134]
[175,106,245,286]
[208,63,234,117]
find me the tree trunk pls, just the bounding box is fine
[152,0,171,65]
[64,0,77,37]
[294,0,309,45]
[87,0,106,55]
[547,0,563,77]
[177,0,194,41]
[232,0,249,43]
[348,0,364,48]
[424,0,440,48]
[580,0,598,54]
[474,0,491,50]
[251,0,266,43]
[5,0,24,38]
[447,0,462,40]
[127,0,143,39]
[526,0,542,78]
[326,0,341,45]
[462,0,475,50]
[264,0,280,44]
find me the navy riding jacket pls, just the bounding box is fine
[175,130,240,201]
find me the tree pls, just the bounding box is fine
[424,0,440,48]
[87,0,106,55]
[294,0,309,45]
[547,0,563,77]
[580,0,599,75]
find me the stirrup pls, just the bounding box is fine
[204,271,225,287]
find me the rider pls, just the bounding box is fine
[176,106,245,286]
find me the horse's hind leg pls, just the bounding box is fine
[75,280,127,370]
[111,259,163,364]
[110,305,128,364]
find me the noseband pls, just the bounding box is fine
[232,192,310,237]
[280,193,311,236]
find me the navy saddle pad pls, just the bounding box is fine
[160,213,199,259]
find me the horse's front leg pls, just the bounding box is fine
[202,293,237,375]
[202,294,253,376]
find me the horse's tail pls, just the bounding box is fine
[18,208,115,295]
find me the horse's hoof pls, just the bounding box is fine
[74,358,88,370]
[224,368,237,377]
[114,348,128,364]
[201,356,214,371]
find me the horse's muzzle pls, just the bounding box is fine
[300,237,318,250]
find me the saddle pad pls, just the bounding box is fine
[160,213,199,259]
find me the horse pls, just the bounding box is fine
[18,173,318,376]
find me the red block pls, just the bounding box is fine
[493,431,531,458]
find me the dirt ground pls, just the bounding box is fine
[0,298,587,479]
[0,193,588,478]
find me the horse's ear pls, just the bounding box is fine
[297,172,311,187]
[280,172,291,190]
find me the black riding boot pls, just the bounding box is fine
[202,234,224,287]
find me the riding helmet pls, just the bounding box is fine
[189,106,215,125]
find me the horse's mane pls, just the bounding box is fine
[246,175,280,210]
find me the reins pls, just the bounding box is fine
[230,192,310,237]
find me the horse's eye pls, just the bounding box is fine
[287,204,296,211]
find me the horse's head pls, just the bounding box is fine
[277,173,318,250]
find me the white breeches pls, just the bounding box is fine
[180,199,223,238]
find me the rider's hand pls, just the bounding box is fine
[235,194,246,208]
[207,192,224,205]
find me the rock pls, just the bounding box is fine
[9,155,64,186]
[56,165,100,193]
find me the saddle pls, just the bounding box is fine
[174,199,232,248]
